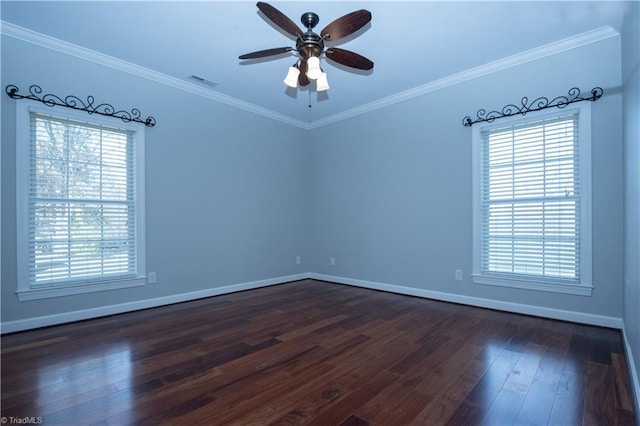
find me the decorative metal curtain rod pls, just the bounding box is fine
[5,84,156,127]
[462,86,603,127]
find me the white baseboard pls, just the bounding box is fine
[309,273,624,329]
[1,273,310,334]
[2,272,625,333]
[623,325,640,420]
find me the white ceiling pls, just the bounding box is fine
[0,1,631,126]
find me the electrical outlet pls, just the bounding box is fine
[455,269,462,281]
[331,257,335,266]
[296,256,301,265]
[148,272,157,284]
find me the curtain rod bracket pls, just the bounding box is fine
[462,86,603,127]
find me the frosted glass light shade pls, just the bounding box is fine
[283,66,300,88]
[316,72,329,91]
[306,56,322,80]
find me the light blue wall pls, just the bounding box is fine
[1,36,310,322]
[622,0,640,411]
[0,29,628,331]
[308,35,624,318]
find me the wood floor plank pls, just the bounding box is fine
[302,372,400,426]
[410,358,491,425]
[548,367,586,425]
[463,347,524,410]
[583,361,619,425]
[613,352,636,413]
[512,334,569,425]
[1,279,635,425]
[513,378,558,425]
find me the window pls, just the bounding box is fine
[16,102,146,300]
[472,104,592,296]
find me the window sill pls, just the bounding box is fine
[16,276,147,301]
[472,274,593,296]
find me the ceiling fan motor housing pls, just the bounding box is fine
[297,12,324,59]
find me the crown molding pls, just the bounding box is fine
[308,25,619,129]
[1,21,617,131]
[0,21,312,130]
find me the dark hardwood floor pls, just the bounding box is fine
[1,279,636,425]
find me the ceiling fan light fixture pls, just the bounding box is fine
[316,71,329,91]
[306,56,322,80]
[283,65,300,88]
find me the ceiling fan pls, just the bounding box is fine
[239,2,373,91]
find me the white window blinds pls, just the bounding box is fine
[28,112,137,286]
[480,113,580,284]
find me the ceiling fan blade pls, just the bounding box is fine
[239,47,293,60]
[326,48,374,70]
[298,59,310,86]
[257,2,303,39]
[321,10,371,42]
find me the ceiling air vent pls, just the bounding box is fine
[189,75,218,87]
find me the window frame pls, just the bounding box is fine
[16,100,147,301]
[471,103,593,296]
